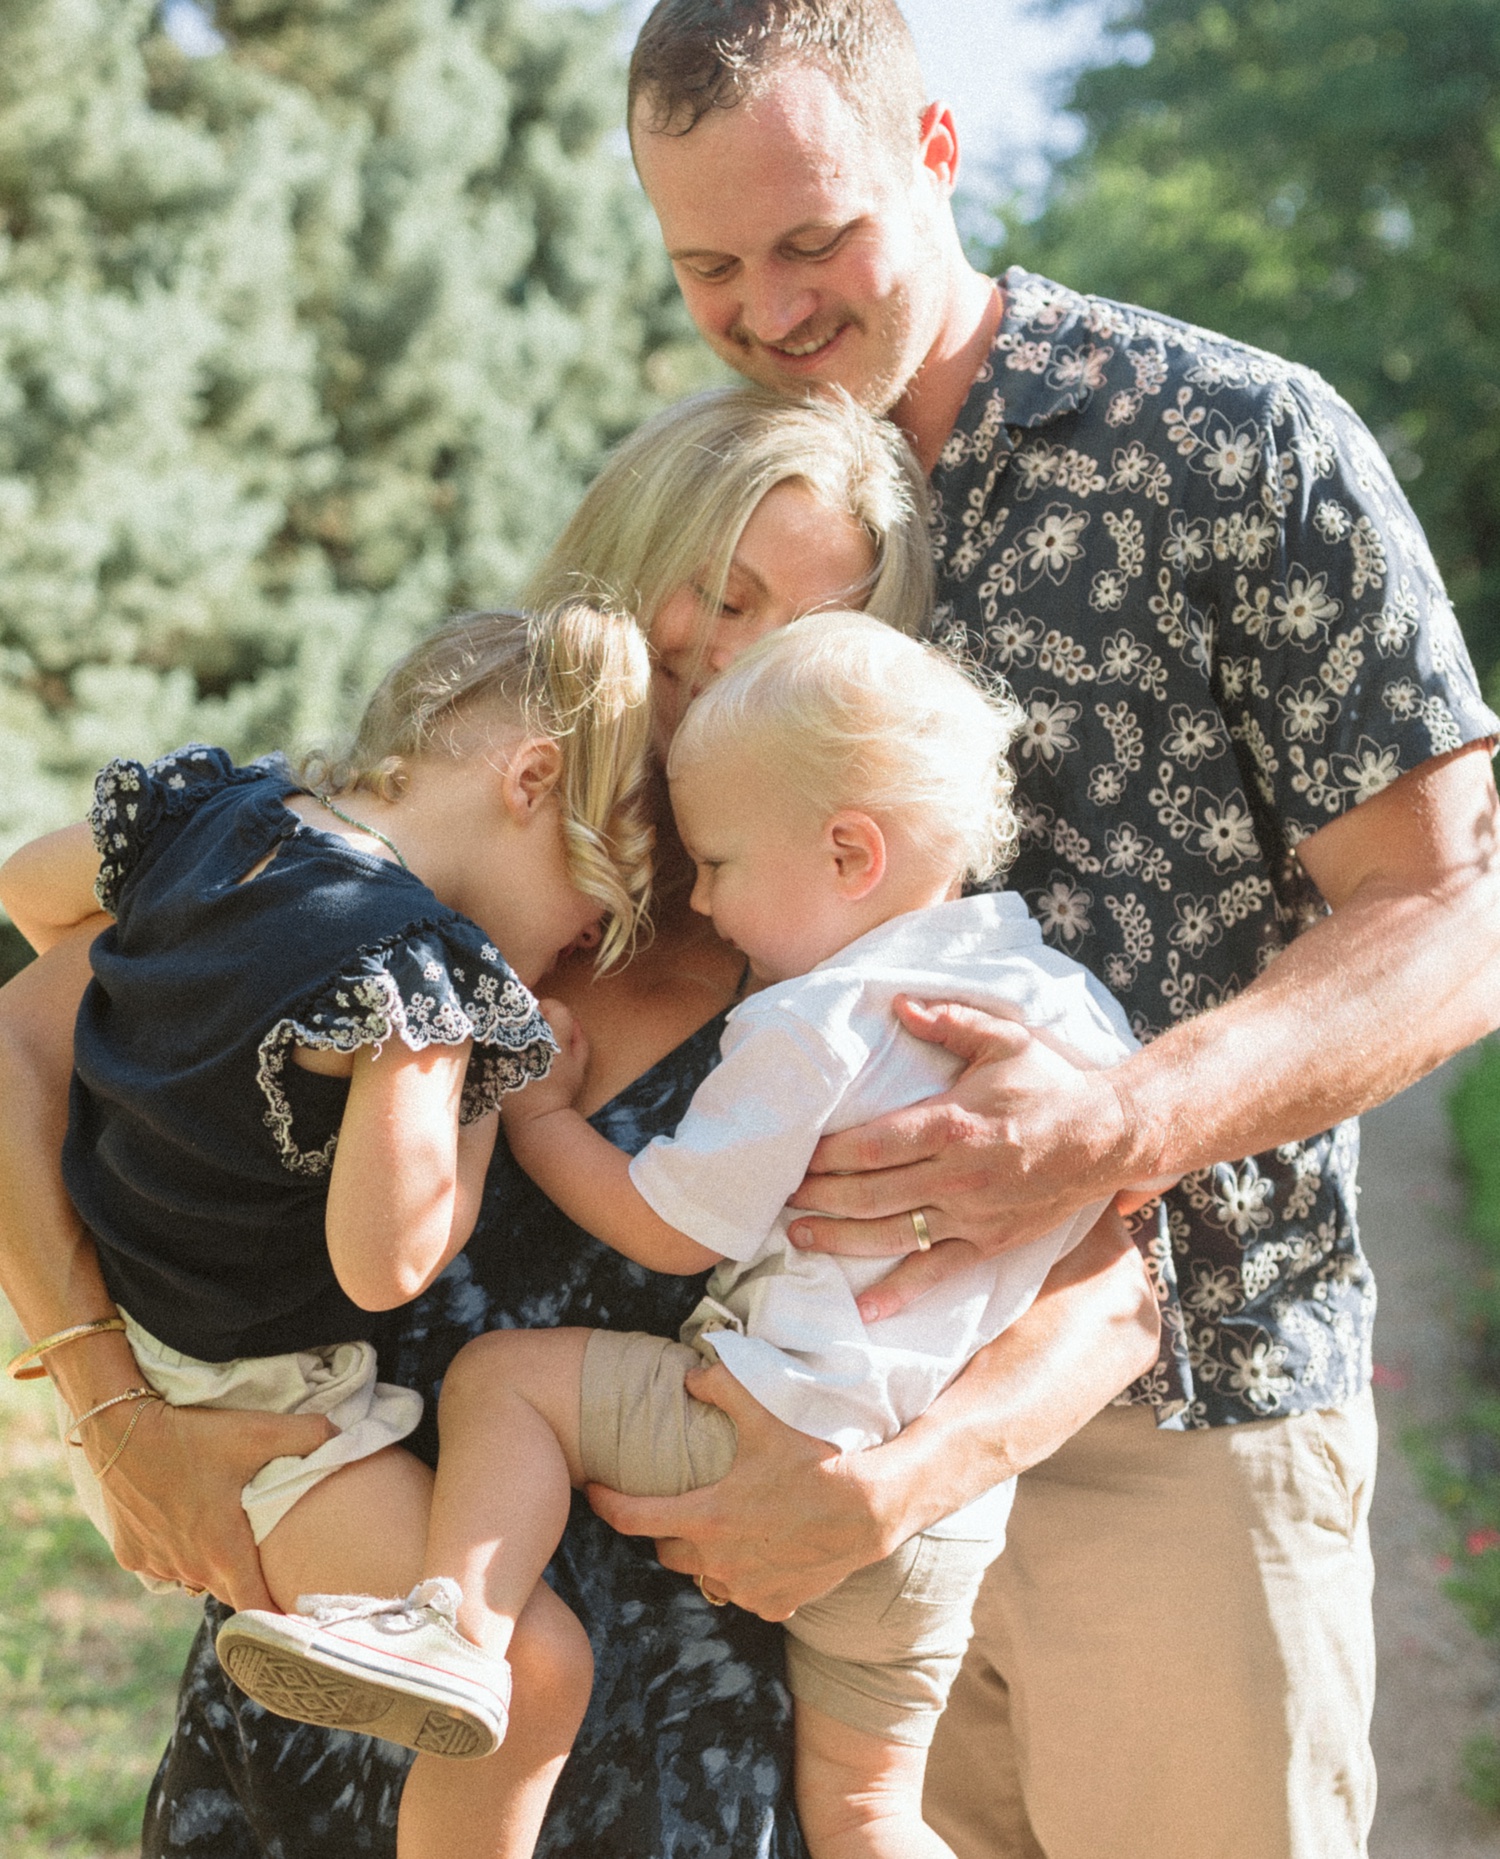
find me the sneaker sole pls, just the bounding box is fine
[217,1628,502,1758]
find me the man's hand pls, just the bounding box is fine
[100,1401,335,1609]
[587,1365,888,1620]
[787,996,1138,1321]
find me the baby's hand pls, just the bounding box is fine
[501,998,590,1126]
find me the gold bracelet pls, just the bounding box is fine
[95,1390,164,1479]
[66,1386,161,1449]
[6,1316,128,1382]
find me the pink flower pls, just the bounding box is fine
[1466,1529,1500,1557]
[1370,1362,1408,1390]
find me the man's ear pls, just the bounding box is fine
[499,736,564,823]
[827,811,886,900]
[916,102,960,194]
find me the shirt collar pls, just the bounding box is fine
[934,266,1112,486]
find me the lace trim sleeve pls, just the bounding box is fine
[89,745,255,913]
[255,919,557,1175]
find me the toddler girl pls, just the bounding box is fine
[221,610,1141,1859]
[0,602,653,1851]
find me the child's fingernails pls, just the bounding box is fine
[788,1223,811,1248]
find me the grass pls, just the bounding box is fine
[0,1298,202,1858]
[1418,1039,1500,1809]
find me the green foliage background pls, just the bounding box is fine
[0,0,707,892]
[991,0,1500,683]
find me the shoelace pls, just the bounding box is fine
[294,1576,463,1634]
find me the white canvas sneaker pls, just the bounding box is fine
[215,1577,510,1758]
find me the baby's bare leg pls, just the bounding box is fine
[258,1444,433,1610]
[794,1701,957,1859]
[423,1327,593,1657]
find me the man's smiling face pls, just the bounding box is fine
[632,63,949,414]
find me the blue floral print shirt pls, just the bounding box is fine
[932,267,1498,1427]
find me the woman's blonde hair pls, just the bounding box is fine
[524,385,933,646]
[667,610,1024,886]
[301,604,654,971]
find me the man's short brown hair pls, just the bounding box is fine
[628,0,927,161]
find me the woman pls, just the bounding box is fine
[0,387,1156,1857]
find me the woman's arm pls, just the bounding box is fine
[0,822,103,953]
[326,1038,499,1308]
[588,1208,1160,1618]
[0,932,333,1608]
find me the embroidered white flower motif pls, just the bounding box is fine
[1271,571,1341,645]
[1019,504,1089,581]
[1223,1338,1295,1413]
[1314,499,1352,542]
[1162,705,1226,768]
[1162,514,1211,572]
[986,612,1043,662]
[1337,738,1402,801]
[1195,799,1258,867]
[1090,570,1128,612]
[1088,764,1126,805]
[1015,693,1082,765]
[1185,1264,1242,1317]
[1197,421,1261,491]
[1211,1162,1274,1237]
[1279,683,1337,742]
[1170,895,1222,954]
[1032,878,1093,944]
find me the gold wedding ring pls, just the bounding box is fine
[909,1208,933,1252]
[695,1573,728,1607]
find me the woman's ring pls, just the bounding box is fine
[909,1208,933,1252]
[695,1573,728,1607]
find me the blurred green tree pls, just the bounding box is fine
[991,0,1500,683]
[0,0,703,906]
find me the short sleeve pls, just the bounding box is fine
[628,1002,857,1260]
[1212,371,1499,851]
[90,745,260,913]
[257,918,556,1175]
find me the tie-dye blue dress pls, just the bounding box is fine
[141,1013,808,1858]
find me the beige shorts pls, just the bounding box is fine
[60,1308,423,1595]
[580,1326,1005,1746]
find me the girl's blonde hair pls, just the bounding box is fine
[524,385,933,644]
[667,610,1025,886]
[302,603,654,971]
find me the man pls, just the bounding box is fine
[590,3,1500,1855]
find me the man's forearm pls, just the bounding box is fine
[855,1211,1159,1550]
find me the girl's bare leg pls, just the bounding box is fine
[248,1334,598,1859]
[794,1701,957,1859]
[257,1445,434,1610]
[398,1577,593,1859]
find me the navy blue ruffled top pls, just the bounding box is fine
[63,745,555,1361]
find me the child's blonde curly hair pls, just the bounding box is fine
[668,610,1024,887]
[302,603,654,971]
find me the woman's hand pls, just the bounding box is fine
[99,1400,336,1609]
[586,1365,887,1620]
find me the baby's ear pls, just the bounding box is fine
[501,735,564,821]
[827,810,886,900]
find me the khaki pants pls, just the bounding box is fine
[924,1393,1378,1859]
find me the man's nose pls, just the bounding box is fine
[736,267,819,347]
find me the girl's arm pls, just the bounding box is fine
[0,823,106,953]
[326,1038,500,1310]
[0,931,334,1610]
[500,1003,720,1275]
